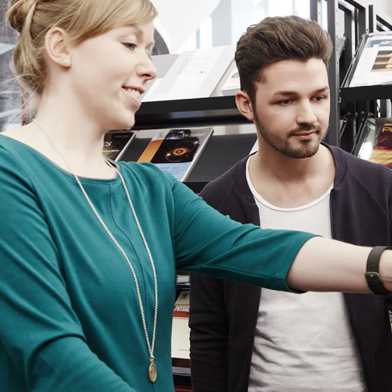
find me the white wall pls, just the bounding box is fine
[371,0,392,20]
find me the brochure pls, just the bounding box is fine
[350,33,392,87]
[137,127,213,181]
[103,131,135,161]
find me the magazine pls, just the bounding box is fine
[369,119,392,168]
[350,33,392,87]
[103,131,135,161]
[137,127,213,181]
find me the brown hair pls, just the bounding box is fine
[6,0,157,95]
[235,15,333,100]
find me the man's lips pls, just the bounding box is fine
[291,129,319,137]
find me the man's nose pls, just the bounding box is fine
[296,101,317,125]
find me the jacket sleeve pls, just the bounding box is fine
[0,150,135,392]
[190,272,228,391]
[189,182,230,392]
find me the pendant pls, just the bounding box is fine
[148,358,157,383]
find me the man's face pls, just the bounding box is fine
[250,58,330,159]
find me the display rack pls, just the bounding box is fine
[125,2,392,389]
[340,32,392,102]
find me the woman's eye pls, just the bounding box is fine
[123,43,137,51]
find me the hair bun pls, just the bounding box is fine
[6,0,36,33]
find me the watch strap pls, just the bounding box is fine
[365,246,391,295]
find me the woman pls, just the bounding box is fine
[0,1,391,391]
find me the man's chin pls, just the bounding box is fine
[285,141,321,159]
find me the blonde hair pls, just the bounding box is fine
[6,0,157,95]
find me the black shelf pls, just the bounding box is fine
[134,96,246,129]
[341,83,392,101]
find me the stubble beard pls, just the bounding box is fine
[255,118,323,159]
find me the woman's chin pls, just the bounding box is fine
[110,115,135,131]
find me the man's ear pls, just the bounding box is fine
[44,27,72,68]
[235,90,254,122]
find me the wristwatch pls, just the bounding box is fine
[365,246,391,295]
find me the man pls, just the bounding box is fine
[189,16,392,392]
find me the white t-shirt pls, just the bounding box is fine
[246,158,366,392]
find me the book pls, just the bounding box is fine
[137,127,213,181]
[171,290,190,362]
[369,119,392,168]
[176,274,190,288]
[173,290,190,318]
[142,45,235,101]
[103,131,135,161]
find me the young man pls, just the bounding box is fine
[189,16,392,392]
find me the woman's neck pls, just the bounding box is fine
[4,108,116,179]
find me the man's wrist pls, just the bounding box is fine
[380,250,392,292]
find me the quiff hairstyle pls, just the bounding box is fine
[6,0,157,95]
[235,15,333,101]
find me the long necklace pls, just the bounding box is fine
[33,122,159,383]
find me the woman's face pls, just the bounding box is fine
[67,22,156,131]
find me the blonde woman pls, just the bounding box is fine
[0,1,391,391]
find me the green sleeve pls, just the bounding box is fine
[167,175,315,291]
[0,149,135,391]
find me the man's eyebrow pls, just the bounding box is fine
[272,87,330,97]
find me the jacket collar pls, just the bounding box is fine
[229,143,348,220]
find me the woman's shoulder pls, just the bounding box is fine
[0,134,29,171]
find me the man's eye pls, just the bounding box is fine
[123,43,137,50]
[313,95,328,102]
[276,99,293,106]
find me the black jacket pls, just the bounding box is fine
[190,146,392,392]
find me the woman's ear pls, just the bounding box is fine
[235,90,255,122]
[44,27,72,68]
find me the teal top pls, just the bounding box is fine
[0,135,314,392]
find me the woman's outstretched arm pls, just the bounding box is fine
[288,237,392,292]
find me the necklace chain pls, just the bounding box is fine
[33,122,158,365]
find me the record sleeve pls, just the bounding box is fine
[137,127,213,181]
